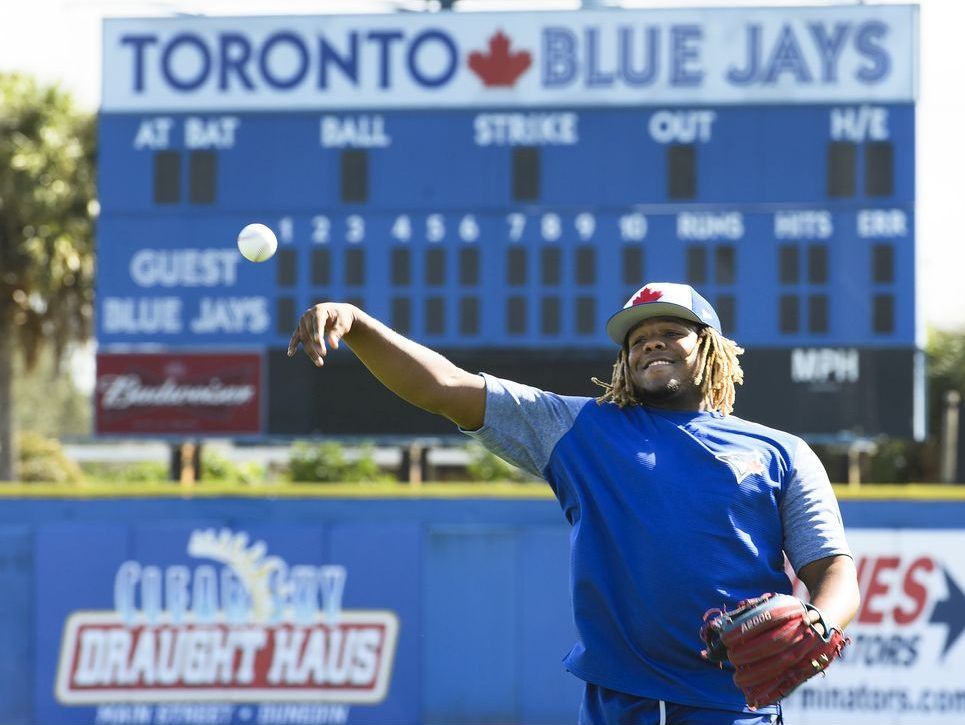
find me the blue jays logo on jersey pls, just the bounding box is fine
[716,451,766,482]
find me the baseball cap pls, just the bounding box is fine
[605,282,721,345]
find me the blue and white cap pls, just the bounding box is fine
[605,282,721,345]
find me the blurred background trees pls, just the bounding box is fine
[928,329,965,429]
[0,72,95,480]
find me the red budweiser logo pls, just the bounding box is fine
[96,353,262,434]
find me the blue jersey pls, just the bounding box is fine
[464,374,850,713]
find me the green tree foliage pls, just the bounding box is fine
[0,73,95,480]
[926,327,965,481]
[80,460,170,484]
[81,451,265,485]
[465,443,533,482]
[17,431,84,483]
[13,345,91,438]
[200,449,266,484]
[927,327,965,433]
[850,327,965,483]
[287,441,395,483]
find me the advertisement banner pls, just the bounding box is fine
[102,5,917,111]
[37,522,417,725]
[29,512,965,724]
[784,530,965,724]
[95,352,262,435]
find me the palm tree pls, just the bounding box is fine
[0,73,95,480]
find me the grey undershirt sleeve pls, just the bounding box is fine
[781,438,853,573]
[460,373,590,478]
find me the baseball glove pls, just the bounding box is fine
[699,592,848,709]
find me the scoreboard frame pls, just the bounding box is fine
[95,5,922,441]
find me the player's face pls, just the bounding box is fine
[625,317,703,410]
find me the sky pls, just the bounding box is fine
[1,0,963,333]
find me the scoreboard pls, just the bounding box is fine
[95,5,922,440]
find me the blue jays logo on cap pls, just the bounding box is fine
[605,282,722,345]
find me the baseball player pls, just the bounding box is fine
[288,281,860,725]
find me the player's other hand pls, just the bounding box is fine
[287,302,358,367]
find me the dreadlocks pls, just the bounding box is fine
[592,326,745,416]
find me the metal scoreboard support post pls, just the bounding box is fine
[94,5,921,442]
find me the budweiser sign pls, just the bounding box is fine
[100,375,255,409]
[55,528,400,706]
[95,353,261,434]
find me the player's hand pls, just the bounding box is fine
[287,302,357,367]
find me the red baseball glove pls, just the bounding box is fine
[699,592,848,709]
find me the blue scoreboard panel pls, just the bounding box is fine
[97,6,921,439]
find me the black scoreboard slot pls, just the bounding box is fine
[512,146,540,201]
[575,246,596,285]
[276,248,297,287]
[459,248,479,286]
[425,248,446,286]
[425,297,445,334]
[716,294,736,334]
[391,297,411,334]
[686,246,707,285]
[188,151,217,204]
[667,144,696,200]
[622,246,644,286]
[714,245,735,285]
[779,245,799,284]
[507,296,526,334]
[341,149,368,203]
[459,297,479,335]
[311,248,331,285]
[153,151,180,204]
[827,141,856,197]
[874,294,895,333]
[541,296,561,334]
[807,244,828,284]
[780,295,800,333]
[276,297,296,334]
[865,141,894,197]
[576,296,595,335]
[873,244,894,283]
[344,248,365,286]
[541,247,561,285]
[809,294,829,333]
[507,247,527,286]
[391,247,411,286]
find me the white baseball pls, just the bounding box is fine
[237,223,278,262]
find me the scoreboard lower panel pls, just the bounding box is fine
[267,347,919,440]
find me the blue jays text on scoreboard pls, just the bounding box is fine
[96,5,921,439]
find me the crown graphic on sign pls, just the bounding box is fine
[188,528,284,622]
[468,31,531,87]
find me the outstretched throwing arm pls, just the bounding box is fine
[287,302,486,431]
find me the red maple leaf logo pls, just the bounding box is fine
[468,31,531,87]
[631,287,663,306]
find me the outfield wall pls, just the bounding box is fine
[0,485,963,725]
